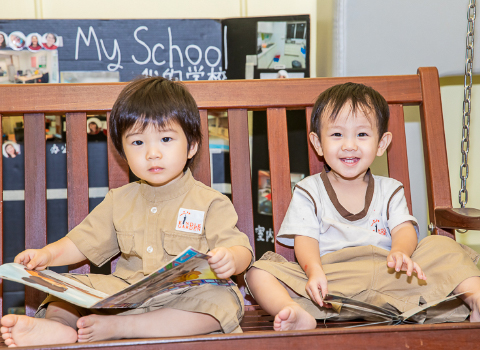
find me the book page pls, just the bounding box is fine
[0,263,108,308]
[92,247,234,308]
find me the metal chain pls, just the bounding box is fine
[459,0,476,209]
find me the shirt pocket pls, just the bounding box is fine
[163,230,209,258]
[116,232,136,256]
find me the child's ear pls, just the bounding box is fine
[376,132,392,156]
[309,132,324,157]
[187,142,199,159]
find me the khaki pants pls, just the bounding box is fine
[249,235,480,324]
[36,275,244,334]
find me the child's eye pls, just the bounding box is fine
[332,133,342,137]
[358,132,368,137]
[161,137,172,142]
[132,140,143,146]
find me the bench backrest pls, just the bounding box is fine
[0,67,453,316]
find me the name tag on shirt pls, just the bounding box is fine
[176,208,205,234]
[369,215,387,236]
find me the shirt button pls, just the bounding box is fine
[147,246,153,253]
[151,207,157,214]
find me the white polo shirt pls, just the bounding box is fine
[276,170,419,256]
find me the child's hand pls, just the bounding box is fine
[14,249,52,271]
[387,251,426,280]
[305,268,329,307]
[207,247,236,279]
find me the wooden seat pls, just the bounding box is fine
[0,67,479,349]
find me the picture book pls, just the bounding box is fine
[323,292,466,326]
[0,247,234,309]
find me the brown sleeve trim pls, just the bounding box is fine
[294,184,318,217]
[386,185,404,221]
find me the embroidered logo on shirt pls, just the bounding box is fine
[369,216,387,236]
[176,208,205,234]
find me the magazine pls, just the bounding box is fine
[323,292,466,327]
[0,247,234,309]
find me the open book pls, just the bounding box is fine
[0,247,234,309]
[323,293,466,326]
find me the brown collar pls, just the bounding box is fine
[320,166,374,221]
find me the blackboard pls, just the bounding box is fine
[0,19,224,82]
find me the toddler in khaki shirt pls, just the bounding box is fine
[0,77,253,347]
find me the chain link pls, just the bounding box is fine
[459,0,476,209]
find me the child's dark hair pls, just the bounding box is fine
[310,82,389,140]
[109,77,202,171]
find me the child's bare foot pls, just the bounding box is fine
[469,297,480,322]
[273,304,317,331]
[77,314,123,342]
[0,314,77,347]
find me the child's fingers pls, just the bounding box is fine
[386,254,396,269]
[394,255,404,272]
[404,258,414,276]
[207,248,226,264]
[212,262,233,275]
[319,279,328,299]
[215,267,235,279]
[306,281,325,307]
[208,257,227,270]
[308,285,324,307]
[413,262,426,280]
[15,250,38,267]
[27,256,45,270]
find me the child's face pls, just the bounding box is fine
[310,103,391,181]
[122,121,198,187]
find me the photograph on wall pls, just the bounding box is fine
[257,21,307,70]
[0,47,58,84]
[2,141,21,159]
[86,117,107,142]
[26,33,43,51]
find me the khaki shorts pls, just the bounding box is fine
[36,274,244,334]
[248,235,480,324]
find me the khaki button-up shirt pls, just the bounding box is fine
[67,170,253,285]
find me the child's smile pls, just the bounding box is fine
[122,122,197,187]
[340,157,360,165]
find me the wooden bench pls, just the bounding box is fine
[1,66,480,349]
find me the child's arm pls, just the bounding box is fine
[14,237,87,271]
[387,221,426,280]
[207,246,252,279]
[295,235,329,307]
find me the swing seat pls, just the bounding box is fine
[0,67,479,349]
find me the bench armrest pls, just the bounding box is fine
[434,208,480,231]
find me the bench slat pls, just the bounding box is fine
[106,111,129,273]
[66,112,91,274]
[0,75,423,113]
[387,104,413,214]
[305,106,324,175]
[417,67,454,238]
[267,108,295,261]
[106,112,129,191]
[23,113,47,316]
[192,109,211,186]
[228,109,255,254]
[0,115,3,314]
